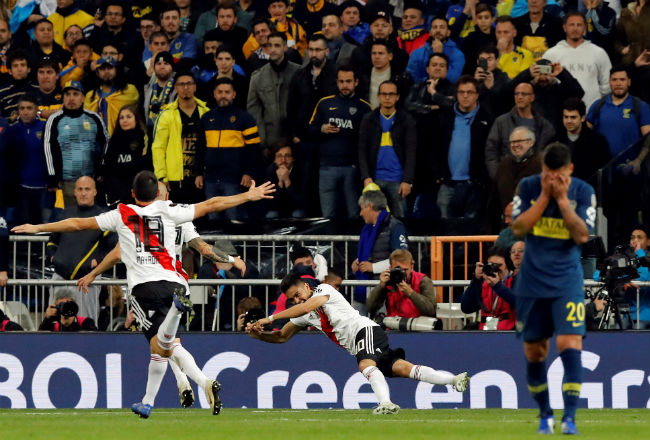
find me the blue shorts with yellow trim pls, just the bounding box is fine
[515,294,586,341]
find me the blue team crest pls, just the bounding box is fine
[349,106,357,115]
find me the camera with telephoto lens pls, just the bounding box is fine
[55,300,79,318]
[243,308,266,326]
[482,262,501,278]
[388,267,406,287]
[383,316,443,332]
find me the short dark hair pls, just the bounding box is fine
[160,5,181,18]
[18,94,38,106]
[174,71,195,86]
[562,97,586,117]
[610,64,630,78]
[431,15,448,26]
[427,52,449,66]
[477,44,498,59]
[487,246,514,271]
[280,273,305,294]
[475,3,493,16]
[252,17,273,31]
[543,142,572,170]
[563,10,585,24]
[337,64,357,79]
[290,246,312,264]
[457,74,478,91]
[308,33,328,46]
[217,0,237,14]
[132,171,159,202]
[495,15,515,26]
[268,31,287,42]
[212,76,235,90]
[378,80,398,93]
[215,45,235,58]
[371,39,393,53]
[7,50,29,69]
[34,18,53,29]
[269,0,290,6]
[73,38,92,50]
[37,58,60,73]
[149,31,168,42]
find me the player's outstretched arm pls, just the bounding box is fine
[192,180,275,219]
[77,244,122,293]
[252,295,329,332]
[12,217,100,234]
[247,321,303,343]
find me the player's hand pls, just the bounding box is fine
[474,262,484,279]
[359,261,373,273]
[551,173,570,201]
[76,273,97,293]
[246,180,275,201]
[0,271,7,287]
[233,256,246,276]
[11,224,40,234]
[379,269,390,287]
[540,171,554,198]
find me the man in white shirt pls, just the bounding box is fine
[247,274,470,414]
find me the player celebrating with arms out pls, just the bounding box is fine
[247,274,469,414]
[13,171,275,418]
[511,143,596,435]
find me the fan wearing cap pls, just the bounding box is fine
[83,55,140,136]
[397,0,429,55]
[144,51,177,128]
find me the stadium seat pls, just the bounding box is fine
[436,302,475,330]
[0,300,36,331]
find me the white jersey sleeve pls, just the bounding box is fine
[167,203,196,224]
[95,209,121,232]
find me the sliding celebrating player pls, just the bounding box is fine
[13,171,274,418]
[247,274,469,414]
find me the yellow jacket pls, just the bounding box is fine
[59,53,100,87]
[84,84,140,136]
[152,98,210,183]
[47,9,95,47]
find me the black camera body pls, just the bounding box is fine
[243,308,266,327]
[388,267,406,287]
[482,262,500,277]
[56,300,79,318]
[600,245,650,289]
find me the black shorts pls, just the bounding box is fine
[354,326,405,378]
[130,281,187,341]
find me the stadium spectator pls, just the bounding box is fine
[512,58,584,135]
[293,0,337,37]
[97,284,129,331]
[195,77,260,220]
[359,81,416,218]
[290,245,328,281]
[407,16,465,83]
[43,80,108,208]
[396,0,429,55]
[339,0,370,45]
[324,267,343,291]
[247,32,300,154]
[268,0,307,57]
[495,126,542,212]
[29,18,70,70]
[321,13,356,67]
[244,18,302,71]
[457,3,496,74]
[62,24,84,51]
[556,97,610,188]
[46,176,116,321]
[202,2,249,66]
[47,0,94,47]
[143,51,177,129]
[367,249,436,319]
[474,45,511,116]
[176,0,200,34]
[623,226,650,329]
[0,50,40,122]
[510,240,525,273]
[88,1,141,69]
[495,202,519,248]
[0,18,15,75]
[308,66,371,219]
[152,72,209,204]
[59,39,96,92]
[138,14,160,48]
[39,293,98,331]
[263,144,308,218]
[430,75,493,219]
[583,0,616,56]
[405,53,455,116]
[83,56,140,136]
[351,190,409,311]
[160,5,198,61]
[97,105,151,205]
[543,11,611,107]
[614,0,650,67]
[0,308,23,331]
[36,59,63,120]
[5,95,51,225]
[485,82,555,181]
[495,16,534,80]
[287,34,338,144]
[513,0,564,59]
[143,31,171,77]
[361,39,413,109]
[210,46,248,109]
[460,246,516,330]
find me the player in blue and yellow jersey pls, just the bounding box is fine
[511,142,596,435]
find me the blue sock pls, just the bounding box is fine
[526,360,552,418]
[560,349,582,421]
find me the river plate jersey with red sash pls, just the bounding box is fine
[95,200,195,289]
[290,283,378,355]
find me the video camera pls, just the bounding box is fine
[55,300,79,318]
[599,245,650,291]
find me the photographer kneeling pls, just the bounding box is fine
[461,247,516,330]
[39,289,98,331]
[367,250,436,319]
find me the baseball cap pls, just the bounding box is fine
[96,56,117,68]
[62,80,84,93]
[370,10,391,24]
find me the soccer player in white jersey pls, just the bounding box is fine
[247,274,470,414]
[13,171,275,418]
[76,182,246,410]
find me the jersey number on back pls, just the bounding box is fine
[127,215,165,252]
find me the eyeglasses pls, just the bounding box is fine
[378,92,398,97]
[176,81,195,88]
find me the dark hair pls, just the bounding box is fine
[337,64,357,79]
[269,0,290,6]
[272,141,293,155]
[7,50,29,69]
[378,80,398,93]
[431,15,448,26]
[475,3,493,16]
[563,10,585,24]
[174,71,196,86]
[140,13,158,24]
[477,44,498,59]
[217,0,237,14]
[215,45,235,58]
[212,76,235,90]
[132,170,159,202]
[309,33,328,45]
[631,224,650,240]
[104,1,128,17]
[610,64,630,78]
[487,246,514,271]
[326,267,342,279]
[427,51,449,66]
[160,5,181,18]
[268,31,287,42]
[73,38,92,50]
[543,142,572,170]
[252,17,273,31]
[371,39,393,53]
[18,94,38,106]
[280,273,305,293]
[37,58,60,73]
[457,74,478,91]
[290,246,312,264]
[495,15,515,26]
[562,97,586,117]
[114,104,147,136]
[149,31,168,42]
[33,18,53,29]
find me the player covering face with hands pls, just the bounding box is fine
[247,274,470,414]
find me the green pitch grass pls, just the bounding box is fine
[1,408,648,440]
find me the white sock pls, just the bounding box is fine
[409,365,454,385]
[169,358,191,390]
[362,366,391,404]
[142,354,168,406]
[171,344,210,389]
[156,306,182,350]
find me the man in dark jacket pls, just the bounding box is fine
[513,0,564,59]
[46,177,116,321]
[293,0,337,37]
[359,80,416,218]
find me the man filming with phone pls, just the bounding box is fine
[367,249,436,319]
[460,246,517,330]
